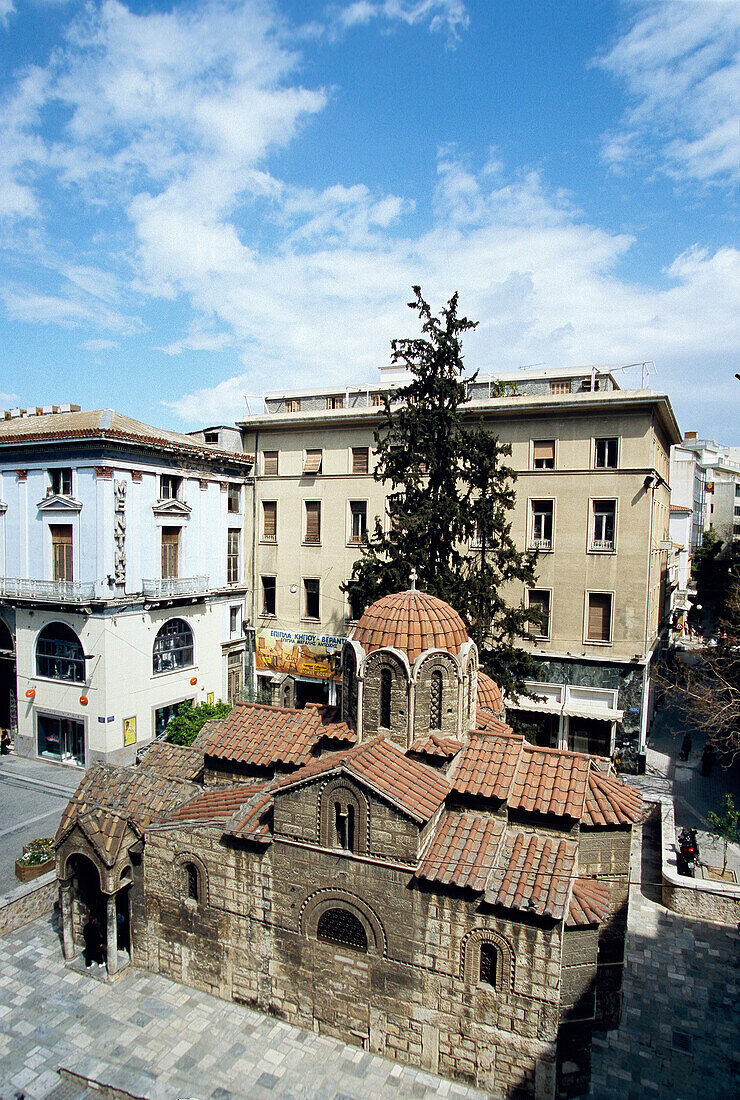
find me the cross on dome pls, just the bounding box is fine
[409,568,418,591]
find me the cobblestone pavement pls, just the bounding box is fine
[0,916,496,1100]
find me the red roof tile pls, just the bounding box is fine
[486,831,577,920]
[227,791,274,844]
[476,672,505,718]
[274,736,450,824]
[165,783,265,824]
[407,733,463,759]
[416,812,505,891]
[451,732,524,801]
[509,745,590,819]
[567,878,611,927]
[352,589,469,662]
[137,741,203,782]
[473,711,513,735]
[194,702,354,769]
[583,769,643,827]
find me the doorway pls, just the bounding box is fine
[0,619,16,734]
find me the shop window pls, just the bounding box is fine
[429,670,443,730]
[352,447,369,474]
[160,474,181,500]
[155,700,190,739]
[49,468,73,496]
[227,529,240,584]
[380,667,392,728]
[527,590,551,638]
[317,908,367,952]
[530,500,553,550]
[261,576,276,616]
[532,440,555,470]
[153,618,194,673]
[262,501,277,541]
[227,484,241,513]
[591,501,616,551]
[304,579,320,620]
[50,525,73,582]
[305,501,321,543]
[36,622,85,682]
[349,501,367,543]
[37,713,84,767]
[161,527,180,579]
[594,438,618,469]
[263,451,279,476]
[586,593,612,643]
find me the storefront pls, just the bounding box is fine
[254,627,344,708]
[508,682,623,758]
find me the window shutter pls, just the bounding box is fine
[50,525,73,582]
[588,594,611,641]
[161,527,179,579]
[533,440,555,464]
[263,451,278,476]
[304,450,322,474]
[352,447,369,474]
[305,501,321,542]
[262,501,277,540]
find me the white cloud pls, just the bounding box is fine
[0,0,14,27]
[2,287,140,332]
[82,338,119,350]
[597,1,740,185]
[333,0,468,39]
[157,330,235,356]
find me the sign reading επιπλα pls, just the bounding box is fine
[255,628,345,681]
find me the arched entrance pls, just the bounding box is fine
[60,852,132,976]
[0,619,17,736]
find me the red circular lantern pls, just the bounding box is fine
[190,677,198,685]
[25,688,35,699]
[79,695,89,706]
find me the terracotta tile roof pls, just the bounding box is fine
[670,505,692,513]
[473,710,513,734]
[56,764,199,848]
[275,736,451,824]
[137,741,203,782]
[227,790,274,844]
[451,732,524,801]
[351,589,469,662]
[485,831,577,920]
[0,409,253,466]
[416,812,505,891]
[165,783,265,824]
[509,745,590,819]
[567,877,611,927]
[194,702,355,769]
[583,769,643,827]
[407,733,463,759]
[57,806,133,867]
[476,672,505,718]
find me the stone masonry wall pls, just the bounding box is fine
[411,652,460,743]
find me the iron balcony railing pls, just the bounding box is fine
[0,577,96,602]
[530,537,553,551]
[591,539,615,552]
[142,576,209,598]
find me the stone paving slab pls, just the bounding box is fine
[0,917,497,1100]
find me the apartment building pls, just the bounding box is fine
[679,433,740,551]
[0,407,253,767]
[239,367,680,770]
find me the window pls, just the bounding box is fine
[549,381,570,395]
[317,908,367,952]
[532,441,555,470]
[303,449,322,475]
[346,584,364,622]
[352,447,369,474]
[586,593,613,643]
[305,501,321,543]
[304,578,320,619]
[430,670,443,730]
[37,714,84,767]
[184,862,199,902]
[263,451,279,476]
[594,438,618,469]
[230,607,240,635]
[530,500,553,549]
[349,501,367,543]
[327,395,344,409]
[380,667,392,728]
[479,943,497,988]
[334,800,355,851]
[261,576,276,616]
[262,501,277,541]
[285,398,301,413]
[36,622,85,682]
[591,500,616,551]
[50,525,73,582]
[203,431,219,444]
[527,590,551,639]
[227,529,240,583]
[49,468,72,496]
[227,484,241,513]
[160,474,181,500]
[161,527,180,579]
[153,618,194,673]
[371,393,385,407]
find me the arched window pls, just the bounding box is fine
[430,670,443,730]
[380,667,392,728]
[342,649,355,722]
[36,622,84,682]
[184,862,199,902]
[479,943,497,987]
[334,799,355,851]
[317,908,367,952]
[153,619,194,674]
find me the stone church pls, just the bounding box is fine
[54,587,642,1099]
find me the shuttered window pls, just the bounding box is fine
[303,449,322,475]
[587,593,612,643]
[161,527,179,579]
[263,451,278,476]
[305,501,321,543]
[227,529,240,584]
[532,440,555,469]
[327,395,344,409]
[527,590,551,638]
[50,525,73,582]
[262,501,277,541]
[549,381,570,394]
[352,447,369,474]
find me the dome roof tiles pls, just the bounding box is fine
[352,589,469,662]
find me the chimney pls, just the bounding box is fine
[684,431,698,440]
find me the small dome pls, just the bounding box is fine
[476,671,504,718]
[352,589,469,663]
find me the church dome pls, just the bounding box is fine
[352,589,469,663]
[476,671,505,718]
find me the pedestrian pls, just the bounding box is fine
[83,914,105,968]
[0,729,10,755]
[701,742,716,777]
[680,732,692,761]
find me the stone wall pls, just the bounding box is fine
[0,872,57,936]
[411,652,460,743]
[659,801,740,925]
[362,650,409,746]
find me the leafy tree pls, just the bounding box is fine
[705,793,739,875]
[689,528,731,631]
[164,700,232,747]
[346,286,540,698]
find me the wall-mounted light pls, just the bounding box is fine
[190,677,198,685]
[79,696,89,706]
[25,688,35,699]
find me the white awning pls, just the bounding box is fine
[562,703,623,722]
[508,697,563,716]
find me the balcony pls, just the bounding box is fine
[0,577,96,603]
[530,538,553,551]
[591,539,615,552]
[142,576,209,599]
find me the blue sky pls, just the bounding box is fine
[0,0,737,438]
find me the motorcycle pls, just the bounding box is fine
[676,827,700,877]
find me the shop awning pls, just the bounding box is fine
[507,697,563,716]
[562,703,623,722]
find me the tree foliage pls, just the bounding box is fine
[705,793,739,874]
[346,286,540,698]
[164,699,232,747]
[689,528,732,630]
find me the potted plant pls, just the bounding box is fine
[15,837,55,882]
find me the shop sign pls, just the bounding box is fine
[255,628,345,681]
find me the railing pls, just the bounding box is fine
[0,578,96,602]
[142,576,209,598]
[591,539,615,552]
[530,538,552,550]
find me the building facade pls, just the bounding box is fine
[0,406,253,766]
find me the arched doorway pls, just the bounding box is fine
[0,619,16,737]
[61,853,132,976]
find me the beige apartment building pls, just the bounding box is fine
[233,367,680,772]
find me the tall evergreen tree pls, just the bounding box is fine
[346,287,540,698]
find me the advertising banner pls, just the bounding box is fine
[255,627,345,681]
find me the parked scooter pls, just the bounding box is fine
[676,827,700,877]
